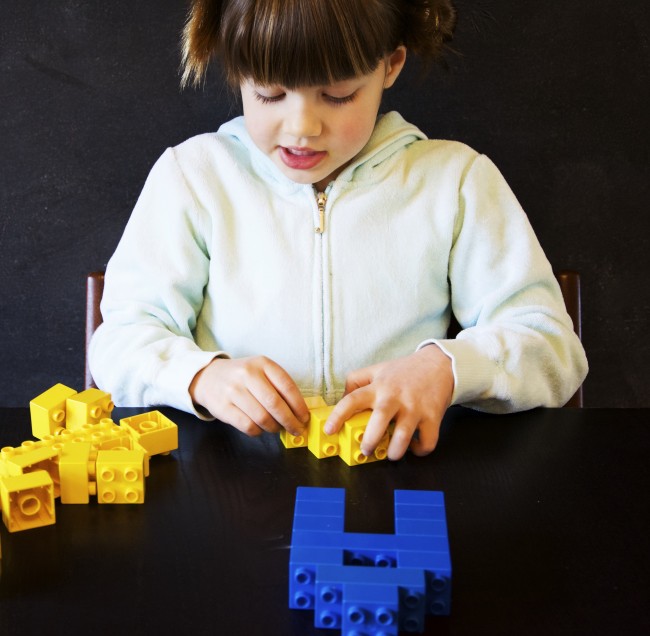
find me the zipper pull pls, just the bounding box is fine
[315,191,327,234]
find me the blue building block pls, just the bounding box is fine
[289,487,452,633]
[342,583,400,636]
[314,564,426,632]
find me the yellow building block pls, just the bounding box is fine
[29,383,77,439]
[119,411,178,457]
[280,428,308,449]
[304,396,328,410]
[59,442,95,504]
[338,411,390,467]
[96,449,145,504]
[60,419,132,451]
[307,406,341,459]
[0,442,61,497]
[0,470,56,532]
[65,389,114,431]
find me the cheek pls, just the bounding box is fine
[336,114,376,153]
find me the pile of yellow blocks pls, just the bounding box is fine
[0,383,178,533]
[279,396,393,466]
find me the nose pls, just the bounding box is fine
[283,97,322,140]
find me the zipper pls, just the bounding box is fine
[315,190,327,233]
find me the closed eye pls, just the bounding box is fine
[324,92,357,105]
[254,92,285,104]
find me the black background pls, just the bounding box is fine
[1,1,648,407]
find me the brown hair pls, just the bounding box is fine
[181,0,456,88]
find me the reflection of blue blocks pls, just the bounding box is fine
[289,487,452,633]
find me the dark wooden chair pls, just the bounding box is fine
[84,269,583,405]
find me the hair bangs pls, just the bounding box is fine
[220,0,400,88]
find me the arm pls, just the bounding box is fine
[326,154,588,457]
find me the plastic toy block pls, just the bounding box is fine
[296,487,346,503]
[279,429,308,449]
[307,406,341,459]
[65,388,114,431]
[0,442,61,498]
[29,383,77,439]
[119,410,178,457]
[95,449,145,504]
[338,410,389,466]
[59,442,95,504]
[289,487,452,631]
[397,552,452,616]
[304,396,328,410]
[342,583,400,636]
[0,470,56,532]
[290,546,342,610]
[314,564,426,631]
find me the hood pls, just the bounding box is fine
[217,111,427,191]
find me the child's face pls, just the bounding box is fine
[240,48,406,192]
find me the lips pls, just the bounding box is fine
[279,146,327,170]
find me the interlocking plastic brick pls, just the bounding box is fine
[338,411,389,466]
[119,411,178,457]
[307,406,340,459]
[342,582,400,636]
[96,449,145,504]
[0,470,56,532]
[29,383,77,439]
[65,389,115,431]
[59,442,95,504]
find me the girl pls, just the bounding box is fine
[89,0,587,460]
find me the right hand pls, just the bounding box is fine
[189,356,310,437]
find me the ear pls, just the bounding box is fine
[383,46,407,89]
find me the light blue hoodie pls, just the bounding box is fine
[90,112,587,414]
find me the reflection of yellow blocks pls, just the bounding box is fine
[29,383,77,439]
[96,450,145,504]
[307,406,340,459]
[65,389,114,431]
[119,411,178,457]
[0,470,56,532]
[59,442,95,504]
[338,411,390,467]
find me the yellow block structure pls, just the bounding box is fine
[307,406,341,459]
[29,383,77,439]
[59,442,95,504]
[338,411,390,466]
[96,449,145,504]
[119,411,178,457]
[0,470,56,532]
[65,388,115,431]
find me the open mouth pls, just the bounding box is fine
[279,146,327,170]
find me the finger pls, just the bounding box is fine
[263,361,311,427]
[387,415,421,460]
[220,402,265,437]
[245,374,305,435]
[409,419,441,457]
[324,387,373,435]
[359,406,398,456]
[343,365,379,396]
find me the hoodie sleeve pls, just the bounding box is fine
[418,153,588,412]
[88,147,225,415]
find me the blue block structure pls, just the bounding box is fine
[289,487,452,634]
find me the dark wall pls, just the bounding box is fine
[1,1,648,407]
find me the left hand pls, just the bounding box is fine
[324,345,454,460]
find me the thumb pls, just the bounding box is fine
[343,364,380,396]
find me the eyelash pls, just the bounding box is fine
[253,92,357,106]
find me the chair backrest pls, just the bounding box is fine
[84,269,583,405]
[85,271,105,390]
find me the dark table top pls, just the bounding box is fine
[1,407,649,635]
